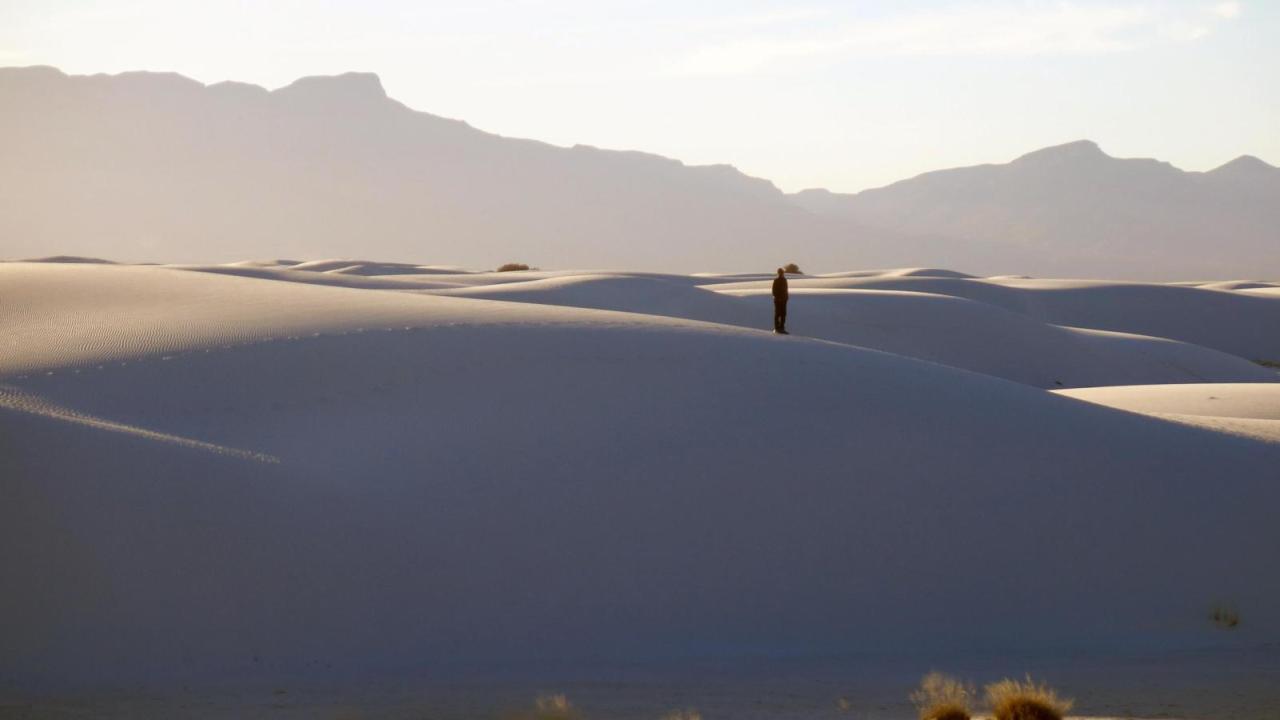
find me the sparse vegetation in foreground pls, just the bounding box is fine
[504,694,580,720]
[910,672,974,720]
[497,262,531,272]
[1256,358,1280,369]
[984,676,1073,720]
[507,695,699,720]
[1212,602,1241,629]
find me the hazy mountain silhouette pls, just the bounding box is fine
[2,66,1276,278]
[791,140,1280,278]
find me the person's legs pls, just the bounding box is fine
[774,300,787,332]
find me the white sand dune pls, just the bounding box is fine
[224,258,303,268]
[180,263,675,291]
[1240,286,1280,298]
[173,263,472,291]
[427,273,1276,388]
[711,274,1280,360]
[1192,280,1279,292]
[283,259,471,276]
[427,272,755,320]
[3,260,1280,694]
[1057,383,1280,442]
[727,288,1274,388]
[821,267,977,279]
[1,263,493,375]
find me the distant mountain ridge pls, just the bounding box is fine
[1,66,1276,278]
[790,140,1279,278]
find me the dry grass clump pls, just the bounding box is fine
[660,710,702,720]
[535,694,579,720]
[497,262,531,272]
[502,694,580,720]
[984,677,1073,720]
[910,672,974,720]
[1211,602,1241,629]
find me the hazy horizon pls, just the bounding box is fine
[4,0,1278,193]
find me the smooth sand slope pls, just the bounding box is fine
[0,262,596,376]
[1058,383,1280,443]
[712,273,1280,361]
[418,271,1276,389]
[3,260,1280,695]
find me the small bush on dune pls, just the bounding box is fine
[534,694,579,720]
[783,262,802,274]
[503,694,580,720]
[984,677,1073,720]
[661,710,702,720]
[1212,602,1241,629]
[910,672,974,720]
[497,262,531,272]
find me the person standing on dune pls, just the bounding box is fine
[772,267,789,334]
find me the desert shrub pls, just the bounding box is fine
[1257,358,1280,369]
[502,694,580,720]
[497,262,531,272]
[984,677,1073,720]
[661,710,702,720]
[1212,603,1241,629]
[536,694,579,720]
[783,262,802,274]
[910,672,974,720]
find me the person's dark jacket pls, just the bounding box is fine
[772,275,789,301]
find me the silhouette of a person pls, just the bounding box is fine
[772,267,789,334]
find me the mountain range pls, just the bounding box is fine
[1,66,1276,278]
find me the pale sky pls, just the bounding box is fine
[3,0,1277,192]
